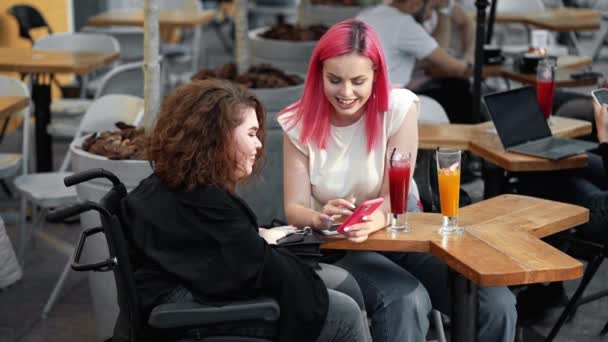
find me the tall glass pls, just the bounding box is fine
[388,149,412,232]
[537,58,556,125]
[436,148,464,235]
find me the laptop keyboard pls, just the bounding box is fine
[516,137,572,152]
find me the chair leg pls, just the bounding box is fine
[601,319,608,335]
[19,205,46,266]
[0,180,13,198]
[433,309,447,342]
[18,197,28,265]
[546,254,604,341]
[41,258,72,318]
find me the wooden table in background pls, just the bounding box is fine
[0,48,119,172]
[495,8,601,32]
[87,9,216,28]
[502,55,596,88]
[419,116,592,172]
[87,9,216,73]
[495,8,601,56]
[483,55,597,88]
[323,194,586,341]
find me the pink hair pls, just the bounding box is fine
[279,19,391,153]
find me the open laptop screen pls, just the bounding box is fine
[483,86,552,148]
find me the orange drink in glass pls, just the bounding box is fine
[436,148,464,235]
[438,168,460,217]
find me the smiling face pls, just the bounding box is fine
[232,106,262,180]
[322,52,375,125]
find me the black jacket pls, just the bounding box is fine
[120,174,328,342]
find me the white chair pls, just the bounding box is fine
[47,61,149,138]
[34,33,121,116]
[13,94,144,318]
[0,77,31,187]
[81,26,144,63]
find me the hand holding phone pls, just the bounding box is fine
[591,88,608,143]
[336,198,384,235]
[591,88,608,106]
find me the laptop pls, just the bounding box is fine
[483,86,597,160]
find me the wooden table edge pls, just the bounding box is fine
[87,10,217,28]
[468,141,589,172]
[0,51,120,75]
[429,236,584,287]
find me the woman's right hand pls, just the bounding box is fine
[313,198,356,229]
[593,100,608,143]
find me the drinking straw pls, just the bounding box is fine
[390,147,396,168]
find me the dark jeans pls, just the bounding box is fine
[518,152,608,244]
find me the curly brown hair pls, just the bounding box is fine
[147,79,267,191]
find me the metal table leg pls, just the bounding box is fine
[30,73,53,172]
[482,161,506,199]
[450,269,479,342]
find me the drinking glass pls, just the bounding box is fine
[537,58,556,125]
[436,148,464,235]
[388,149,412,232]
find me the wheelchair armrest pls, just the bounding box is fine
[148,297,280,329]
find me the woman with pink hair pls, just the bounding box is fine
[279,19,516,342]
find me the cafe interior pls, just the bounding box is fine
[1,0,608,341]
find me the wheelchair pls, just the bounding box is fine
[47,168,279,341]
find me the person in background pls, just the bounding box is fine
[279,19,516,342]
[116,79,369,342]
[516,99,608,322]
[357,0,478,124]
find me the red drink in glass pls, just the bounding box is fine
[537,79,555,120]
[388,160,411,215]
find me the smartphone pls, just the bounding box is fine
[591,88,608,106]
[319,223,341,236]
[336,198,384,235]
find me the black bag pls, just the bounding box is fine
[276,227,323,269]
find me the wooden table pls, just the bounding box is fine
[323,194,586,341]
[484,55,597,88]
[495,8,601,57]
[495,8,601,32]
[419,116,592,172]
[503,55,596,88]
[0,48,119,172]
[87,9,216,73]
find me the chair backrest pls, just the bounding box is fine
[81,26,144,62]
[0,76,31,175]
[33,32,120,54]
[59,95,144,172]
[7,5,52,44]
[96,61,146,99]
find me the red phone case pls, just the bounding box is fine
[336,198,384,234]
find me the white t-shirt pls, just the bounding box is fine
[278,89,419,211]
[357,5,438,87]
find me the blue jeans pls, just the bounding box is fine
[333,194,517,342]
[518,152,608,244]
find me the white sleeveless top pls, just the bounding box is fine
[279,88,420,211]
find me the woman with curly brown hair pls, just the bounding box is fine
[118,79,368,342]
